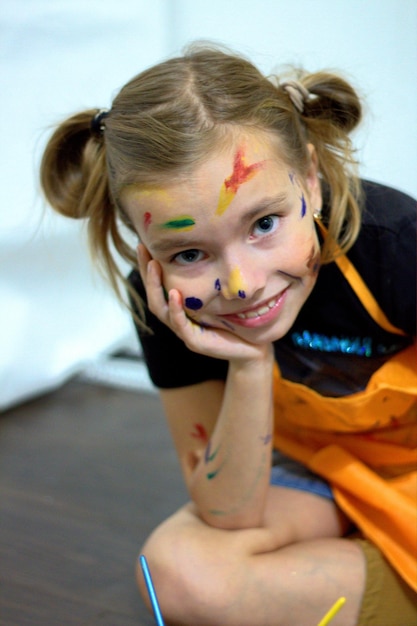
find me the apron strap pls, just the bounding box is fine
[318,221,406,336]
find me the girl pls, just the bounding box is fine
[40,46,416,625]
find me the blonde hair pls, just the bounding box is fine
[40,44,363,330]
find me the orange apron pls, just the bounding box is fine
[273,249,417,591]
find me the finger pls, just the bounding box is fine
[146,259,170,319]
[168,289,211,344]
[167,289,192,332]
[137,243,152,283]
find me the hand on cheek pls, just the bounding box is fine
[137,243,186,328]
[136,243,153,283]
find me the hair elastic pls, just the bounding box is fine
[281,81,310,113]
[91,109,110,137]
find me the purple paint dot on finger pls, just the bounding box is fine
[238,290,246,299]
[214,278,221,291]
[185,297,203,310]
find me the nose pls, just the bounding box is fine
[220,258,266,301]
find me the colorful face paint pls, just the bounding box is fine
[224,266,247,298]
[143,212,152,230]
[216,148,264,216]
[288,172,307,219]
[300,194,307,218]
[161,216,196,231]
[184,296,203,310]
[124,133,322,347]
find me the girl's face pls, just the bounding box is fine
[124,132,322,345]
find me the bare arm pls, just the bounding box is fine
[143,255,275,529]
[160,348,274,529]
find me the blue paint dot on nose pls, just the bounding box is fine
[238,290,246,299]
[214,278,221,291]
[185,297,203,310]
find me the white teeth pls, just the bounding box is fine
[258,306,270,315]
[236,297,277,320]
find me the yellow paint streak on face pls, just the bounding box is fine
[137,188,172,204]
[223,266,247,298]
[216,186,235,216]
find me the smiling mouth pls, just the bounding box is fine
[221,290,286,322]
[236,297,279,319]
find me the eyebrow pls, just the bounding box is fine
[149,193,289,254]
[239,193,289,223]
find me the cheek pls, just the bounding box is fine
[281,230,320,274]
[162,271,213,312]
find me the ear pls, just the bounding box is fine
[305,144,322,210]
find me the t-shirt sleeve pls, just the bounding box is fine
[128,270,228,388]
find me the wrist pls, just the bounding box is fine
[229,343,274,376]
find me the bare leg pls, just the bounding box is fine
[136,488,365,626]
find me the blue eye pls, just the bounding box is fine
[252,215,279,236]
[173,249,203,264]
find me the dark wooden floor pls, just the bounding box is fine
[0,379,188,625]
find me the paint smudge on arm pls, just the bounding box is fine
[206,463,225,480]
[208,448,268,514]
[259,433,272,445]
[190,423,209,442]
[204,439,224,480]
[216,148,264,216]
[204,440,220,464]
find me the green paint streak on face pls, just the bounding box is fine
[161,216,196,231]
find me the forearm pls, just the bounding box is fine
[189,347,274,529]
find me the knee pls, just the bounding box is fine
[135,509,239,625]
[136,523,203,625]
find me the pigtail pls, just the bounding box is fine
[40,110,102,219]
[40,111,147,330]
[298,72,363,261]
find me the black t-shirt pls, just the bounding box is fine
[129,180,416,396]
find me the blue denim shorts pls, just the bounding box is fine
[270,450,333,500]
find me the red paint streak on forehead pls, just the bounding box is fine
[144,212,152,230]
[224,148,264,193]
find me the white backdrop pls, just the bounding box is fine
[1,0,416,410]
